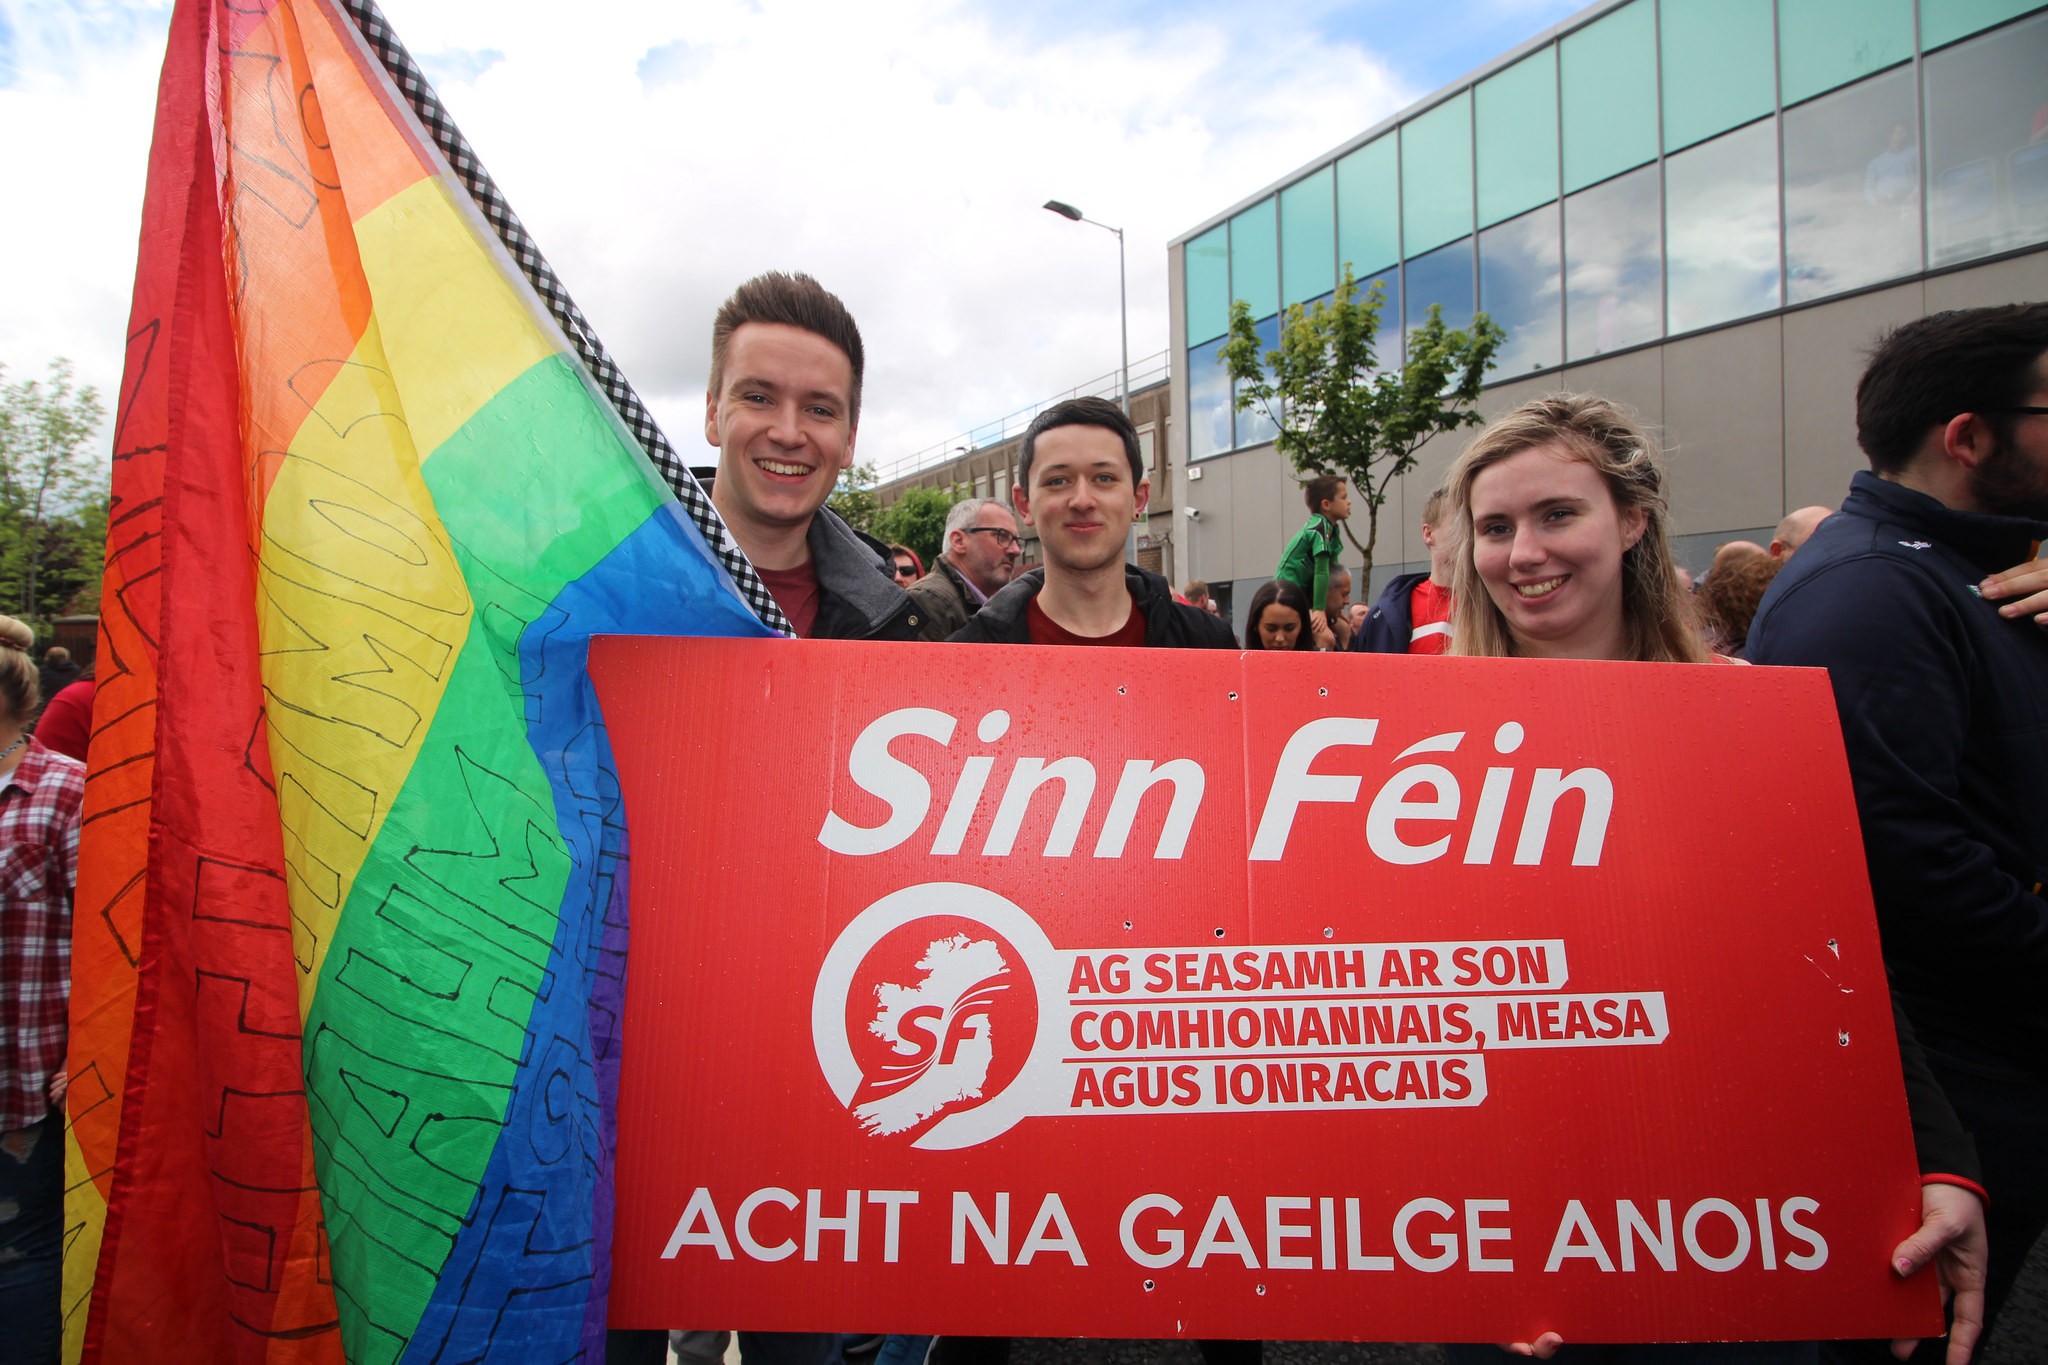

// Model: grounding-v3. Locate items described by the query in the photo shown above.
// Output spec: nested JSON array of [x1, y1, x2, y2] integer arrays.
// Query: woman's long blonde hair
[[1445, 394, 1708, 663]]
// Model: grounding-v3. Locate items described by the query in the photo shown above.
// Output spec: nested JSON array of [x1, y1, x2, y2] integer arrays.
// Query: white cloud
[[0, 0, 1449, 474]]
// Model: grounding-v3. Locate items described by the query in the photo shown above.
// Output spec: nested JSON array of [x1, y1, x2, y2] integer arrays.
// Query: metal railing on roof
[[880, 348, 1172, 483]]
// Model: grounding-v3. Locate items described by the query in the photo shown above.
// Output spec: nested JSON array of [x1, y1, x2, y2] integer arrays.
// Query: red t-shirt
[[34, 678, 95, 762], [756, 561, 821, 638], [1026, 596, 1147, 647], [1407, 580, 1453, 655]]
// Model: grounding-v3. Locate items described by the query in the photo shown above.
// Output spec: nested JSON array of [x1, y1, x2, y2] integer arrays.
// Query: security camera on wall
[[1183, 507, 1201, 521]]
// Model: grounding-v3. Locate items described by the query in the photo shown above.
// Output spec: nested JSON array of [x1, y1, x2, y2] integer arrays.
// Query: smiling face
[[705, 322, 857, 562], [1013, 423, 1148, 577], [1469, 442, 1647, 661]]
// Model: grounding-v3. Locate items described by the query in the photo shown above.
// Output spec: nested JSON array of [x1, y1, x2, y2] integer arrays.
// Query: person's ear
[[1621, 504, 1649, 551]]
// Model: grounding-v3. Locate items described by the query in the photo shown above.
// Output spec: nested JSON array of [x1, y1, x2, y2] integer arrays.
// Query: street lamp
[[1042, 200, 1130, 420], [1044, 199, 1134, 563]]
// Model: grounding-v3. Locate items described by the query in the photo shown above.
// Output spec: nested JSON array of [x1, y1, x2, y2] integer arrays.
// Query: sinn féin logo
[[813, 884, 1065, 1150]]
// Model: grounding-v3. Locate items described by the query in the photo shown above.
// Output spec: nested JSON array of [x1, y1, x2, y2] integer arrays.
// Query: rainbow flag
[[64, 2, 776, 1360]]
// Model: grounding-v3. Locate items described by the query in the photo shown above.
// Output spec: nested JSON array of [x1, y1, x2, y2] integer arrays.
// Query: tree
[[0, 359, 108, 629], [872, 485, 957, 571], [828, 462, 880, 534], [1219, 266, 1503, 591]]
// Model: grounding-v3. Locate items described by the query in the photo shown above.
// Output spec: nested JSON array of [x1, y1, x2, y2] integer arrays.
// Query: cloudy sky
[[0, 0, 1581, 479]]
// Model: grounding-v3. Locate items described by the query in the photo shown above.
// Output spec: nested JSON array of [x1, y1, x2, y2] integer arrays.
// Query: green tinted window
[[1778, 0, 1913, 105], [1183, 224, 1230, 346], [1560, 0, 1657, 192], [1336, 135, 1400, 275], [1661, 0, 1775, 151], [1281, 167, 1337, 308], [1230, 199, 1280, 321], [1923, 0, 2046, 49], [1476, 48, 1558, 228], [1402, 92, 1474, 257]]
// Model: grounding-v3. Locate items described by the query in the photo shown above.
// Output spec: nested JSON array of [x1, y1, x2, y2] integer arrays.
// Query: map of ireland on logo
[[854, 933, 1013, 1135], [815, 884, 1066, 1150]]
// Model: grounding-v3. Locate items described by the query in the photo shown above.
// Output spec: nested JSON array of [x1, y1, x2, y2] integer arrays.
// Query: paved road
[[998, 1228, 2048, 1364], [683, 1229, 2044, 1364]]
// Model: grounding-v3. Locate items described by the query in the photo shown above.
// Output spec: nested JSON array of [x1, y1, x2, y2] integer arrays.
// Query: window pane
[[1230, 200, 1279, 321], [1784, 68, 1921, 303], [1358, 267, 1404, 369], [1661, 0, 1775, 152], [1234, 313, 1283, 449], [1926, 11, 2048, 267], [1666, 120, 1782, 334], [1560, 0, 1657, 193], [1281, 167, 1337, 308], [1778, 0, 1913, 106], [1476, 49, 1558, 228], [1186, 337, 1233, 460], [1564, 163, 1662, 361], [1405, 238, 1475, 342], [1479, 204, 1562, 378], [1922, 0, 2046, 50], [1184, 224, 1230, 346], [1337, 135, 1401, 279], [1402, 93, 1474, 257]]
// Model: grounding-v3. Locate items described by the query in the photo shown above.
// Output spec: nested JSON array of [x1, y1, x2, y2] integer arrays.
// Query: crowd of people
[[660, 275, 2047, 1365], [2, 270, 2043, 1365]]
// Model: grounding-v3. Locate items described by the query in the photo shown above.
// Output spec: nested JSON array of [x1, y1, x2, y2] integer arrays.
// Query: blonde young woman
[[1446, 394, 1711, 666], [1438, 397, 1985, 1365]]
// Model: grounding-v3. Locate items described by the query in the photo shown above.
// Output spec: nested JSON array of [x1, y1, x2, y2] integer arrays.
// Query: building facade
[[1168, 0, 2048, 631]]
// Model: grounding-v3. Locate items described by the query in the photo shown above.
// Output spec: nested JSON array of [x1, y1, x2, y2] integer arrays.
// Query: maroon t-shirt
[[1026, 596, 1146, 647], [756, 561, 821, 638]]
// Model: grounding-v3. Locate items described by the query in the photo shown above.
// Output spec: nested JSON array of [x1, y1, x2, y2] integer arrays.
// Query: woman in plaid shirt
[[0, 614, 84, 1365]]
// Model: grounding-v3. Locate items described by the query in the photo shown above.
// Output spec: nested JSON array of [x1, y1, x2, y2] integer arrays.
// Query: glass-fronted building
[[1169, 0, 2048, 615]]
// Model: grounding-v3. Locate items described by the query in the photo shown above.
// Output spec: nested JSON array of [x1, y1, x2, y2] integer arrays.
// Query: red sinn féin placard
[[592, 637, 1934, 1344]]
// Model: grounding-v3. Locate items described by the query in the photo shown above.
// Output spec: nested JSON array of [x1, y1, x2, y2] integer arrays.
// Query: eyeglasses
[[1988, 406, 2048, 416], [963, 527, 1022, 548]]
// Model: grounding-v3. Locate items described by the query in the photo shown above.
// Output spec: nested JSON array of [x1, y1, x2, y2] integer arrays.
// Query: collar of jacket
[[974, 562, 1178, 629], [1845, 469, 2048, 575], [805, 506, 908, 630]]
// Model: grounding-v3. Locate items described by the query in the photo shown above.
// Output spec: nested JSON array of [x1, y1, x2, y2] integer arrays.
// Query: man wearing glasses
[[907, 497, 1025, 641], [1750, 304, 2048, 1361]]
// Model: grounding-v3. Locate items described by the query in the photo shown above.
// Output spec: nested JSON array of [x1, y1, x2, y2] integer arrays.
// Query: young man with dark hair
[[1355, 487, 1456, 654], [1749, 303, 2048, 1359], [1275, 473, 1349, 636], [622, 274, 916, 1365], [937, 393, 1247, 1365], [703, 271, 916, 641], [949, 397, 1232, 649]]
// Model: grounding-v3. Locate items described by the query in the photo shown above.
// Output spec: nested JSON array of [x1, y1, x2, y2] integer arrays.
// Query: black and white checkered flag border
[[339, 0, 793, 637]]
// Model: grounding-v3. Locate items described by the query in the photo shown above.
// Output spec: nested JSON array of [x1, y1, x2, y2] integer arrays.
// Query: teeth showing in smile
[[758, 459, 811, 477], [1515, 577, 1566, 599]]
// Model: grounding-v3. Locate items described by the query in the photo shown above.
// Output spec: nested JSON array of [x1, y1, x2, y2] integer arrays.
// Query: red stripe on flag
[[76, 2, 342, 1360]]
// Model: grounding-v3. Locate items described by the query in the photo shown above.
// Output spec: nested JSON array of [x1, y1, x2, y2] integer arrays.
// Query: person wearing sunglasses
[[906, 497, 1025, 641], [885, 544, 925, 587]]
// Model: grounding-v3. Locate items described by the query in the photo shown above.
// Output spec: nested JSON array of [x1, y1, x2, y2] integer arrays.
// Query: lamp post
[[1042, 201, 1129, 419], [1044, 198, 1134, 561]]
